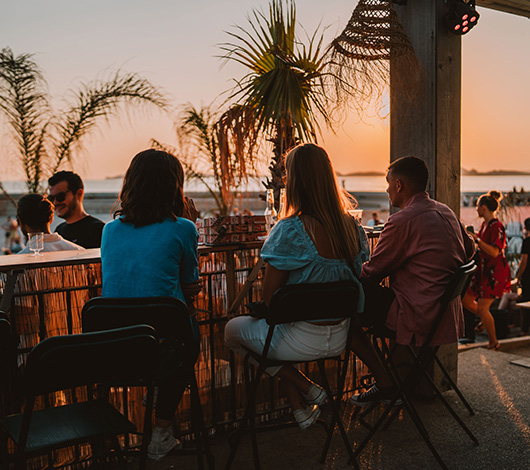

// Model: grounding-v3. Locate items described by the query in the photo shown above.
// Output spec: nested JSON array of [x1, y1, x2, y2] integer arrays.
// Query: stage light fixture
[[446, 0, 480, 35]]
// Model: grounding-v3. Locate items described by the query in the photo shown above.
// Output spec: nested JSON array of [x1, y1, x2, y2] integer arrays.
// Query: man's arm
[[361, 218, 408, 282]]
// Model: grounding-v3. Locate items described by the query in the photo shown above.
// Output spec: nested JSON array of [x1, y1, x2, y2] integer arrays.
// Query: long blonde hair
[[282, 143, 360, 266]]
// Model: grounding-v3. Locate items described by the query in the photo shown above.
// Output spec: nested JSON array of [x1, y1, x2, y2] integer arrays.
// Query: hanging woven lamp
[[326, 0, 422, 115]]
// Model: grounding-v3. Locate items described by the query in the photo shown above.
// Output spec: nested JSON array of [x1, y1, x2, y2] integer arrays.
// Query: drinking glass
[[28, 232, 44, 256]]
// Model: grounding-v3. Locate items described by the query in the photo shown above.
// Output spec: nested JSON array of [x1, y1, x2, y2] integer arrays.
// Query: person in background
[[463, 190, 511, 350], [47, 171, 105, 248], [225, 143, 369, 430], [101, 149, 201, 460], [514, 217, 530, 336], [2, 216, 23, 254], [3, 216, 17, 249], [16, 194, 84, 254], [366, 211, 383, 227], [350, 156, 475, 406], [505, 219, 523, 258]]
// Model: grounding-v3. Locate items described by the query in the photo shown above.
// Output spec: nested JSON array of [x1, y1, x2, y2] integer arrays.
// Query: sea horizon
[[3, 174, 530, 195]]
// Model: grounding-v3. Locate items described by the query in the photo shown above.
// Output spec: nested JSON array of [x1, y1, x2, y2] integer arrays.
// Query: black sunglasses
[[48, 190, 71, 204]]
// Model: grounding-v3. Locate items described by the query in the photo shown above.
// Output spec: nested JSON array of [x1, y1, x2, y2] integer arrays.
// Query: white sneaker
[[293, 405, 321, 431], [302, 383, 327, 406], [147, 425, 182, 460]]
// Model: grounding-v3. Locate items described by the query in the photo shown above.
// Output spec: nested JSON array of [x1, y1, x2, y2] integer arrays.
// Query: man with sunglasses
[[48, 171, 105, 249]]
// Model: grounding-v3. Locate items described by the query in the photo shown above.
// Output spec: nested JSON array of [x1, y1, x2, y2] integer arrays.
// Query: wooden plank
[[391, 0, 462, 214], [516, 301, 530, 309], [0, 249, 101, 273], [390, 0, 436, 190], [390, 0, 461, 389], [477, 0, 530, 18], [435, 0, 462, 214]]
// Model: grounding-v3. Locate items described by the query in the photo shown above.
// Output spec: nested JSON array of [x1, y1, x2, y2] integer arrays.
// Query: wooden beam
[[477, 0, 530, 18], [391, 0, 462, 214]]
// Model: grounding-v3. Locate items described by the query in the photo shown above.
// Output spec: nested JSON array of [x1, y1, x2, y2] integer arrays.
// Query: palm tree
[[0, 47, 168, 193], [220, 0, 334, 201], [153, 103, 260, 216]]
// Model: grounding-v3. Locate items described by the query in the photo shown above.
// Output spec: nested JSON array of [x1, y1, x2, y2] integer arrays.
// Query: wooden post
[[391, 0, 462, 216], [391, 0, 462, 391]]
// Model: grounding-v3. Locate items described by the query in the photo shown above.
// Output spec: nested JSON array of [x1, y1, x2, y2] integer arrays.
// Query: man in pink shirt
[[350, 156, 476, 406]]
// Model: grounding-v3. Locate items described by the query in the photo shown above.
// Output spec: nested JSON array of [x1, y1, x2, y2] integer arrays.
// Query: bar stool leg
[[317, 361, 359, 469], [189, 380, 205, 470], [224, 356, 265, 470], [189, 374, 215, 469], [432, 353, 475, 416]]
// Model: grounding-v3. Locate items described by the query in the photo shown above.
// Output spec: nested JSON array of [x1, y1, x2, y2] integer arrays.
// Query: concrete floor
[[139, 337, 530, 470]]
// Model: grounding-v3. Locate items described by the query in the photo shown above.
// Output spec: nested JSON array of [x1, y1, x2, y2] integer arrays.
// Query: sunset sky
[[1, 0, 529, 181]]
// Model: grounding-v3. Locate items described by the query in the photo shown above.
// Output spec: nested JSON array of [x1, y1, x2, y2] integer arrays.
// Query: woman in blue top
[[101, 149, 201, 460], [225, 143, 369, 430]]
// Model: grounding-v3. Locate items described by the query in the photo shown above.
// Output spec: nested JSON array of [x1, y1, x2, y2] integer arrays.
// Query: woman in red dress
[[463, 190, 511, 350]]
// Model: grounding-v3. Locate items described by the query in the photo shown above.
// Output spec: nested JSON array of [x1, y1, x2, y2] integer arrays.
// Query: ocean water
[[4, 174, 530, 194]]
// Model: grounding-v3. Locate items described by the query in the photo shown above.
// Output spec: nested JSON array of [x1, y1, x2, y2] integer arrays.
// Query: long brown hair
[[115, 149, 185, 227], [282, 143, 360, 266]]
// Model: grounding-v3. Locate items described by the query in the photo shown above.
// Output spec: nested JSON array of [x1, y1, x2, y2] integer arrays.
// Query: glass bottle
[[278, 188, 286, 218], [264, 189, 277, 230]]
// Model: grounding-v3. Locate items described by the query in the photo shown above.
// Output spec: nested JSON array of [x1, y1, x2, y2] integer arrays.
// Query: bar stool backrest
[[82, 296, 191, 341], [267, 280, 360, 325], [24, 325, 158, 396], [423, 260, 477, 348], [0, 313, 10, 348], [82, 296, 194, 380]]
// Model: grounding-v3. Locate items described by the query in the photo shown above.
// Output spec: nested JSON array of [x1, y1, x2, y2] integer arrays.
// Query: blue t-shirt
[[261, 216, 369, 312], [101, 217, 199, 302]]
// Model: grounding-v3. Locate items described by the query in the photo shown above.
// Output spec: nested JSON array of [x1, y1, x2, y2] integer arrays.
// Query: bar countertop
[[0, 249, 102, 272], [0, 241, 266, 273]]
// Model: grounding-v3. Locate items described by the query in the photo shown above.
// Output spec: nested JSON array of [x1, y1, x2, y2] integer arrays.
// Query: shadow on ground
[[140, 344, 530, 470]]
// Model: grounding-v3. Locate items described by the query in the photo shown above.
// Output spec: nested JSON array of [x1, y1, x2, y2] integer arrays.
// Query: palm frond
[[1, 48, 171, 191], [151, 137, 227, 215], [0, 47, 51, 191], [0, 181, 17, 209], [220, 0, 333, 148], [214, 104, 260, 200], [52, 71, 168, 173]]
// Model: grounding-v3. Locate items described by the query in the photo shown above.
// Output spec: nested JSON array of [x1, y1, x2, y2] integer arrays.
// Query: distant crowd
[[462, 187, 530, 208]]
